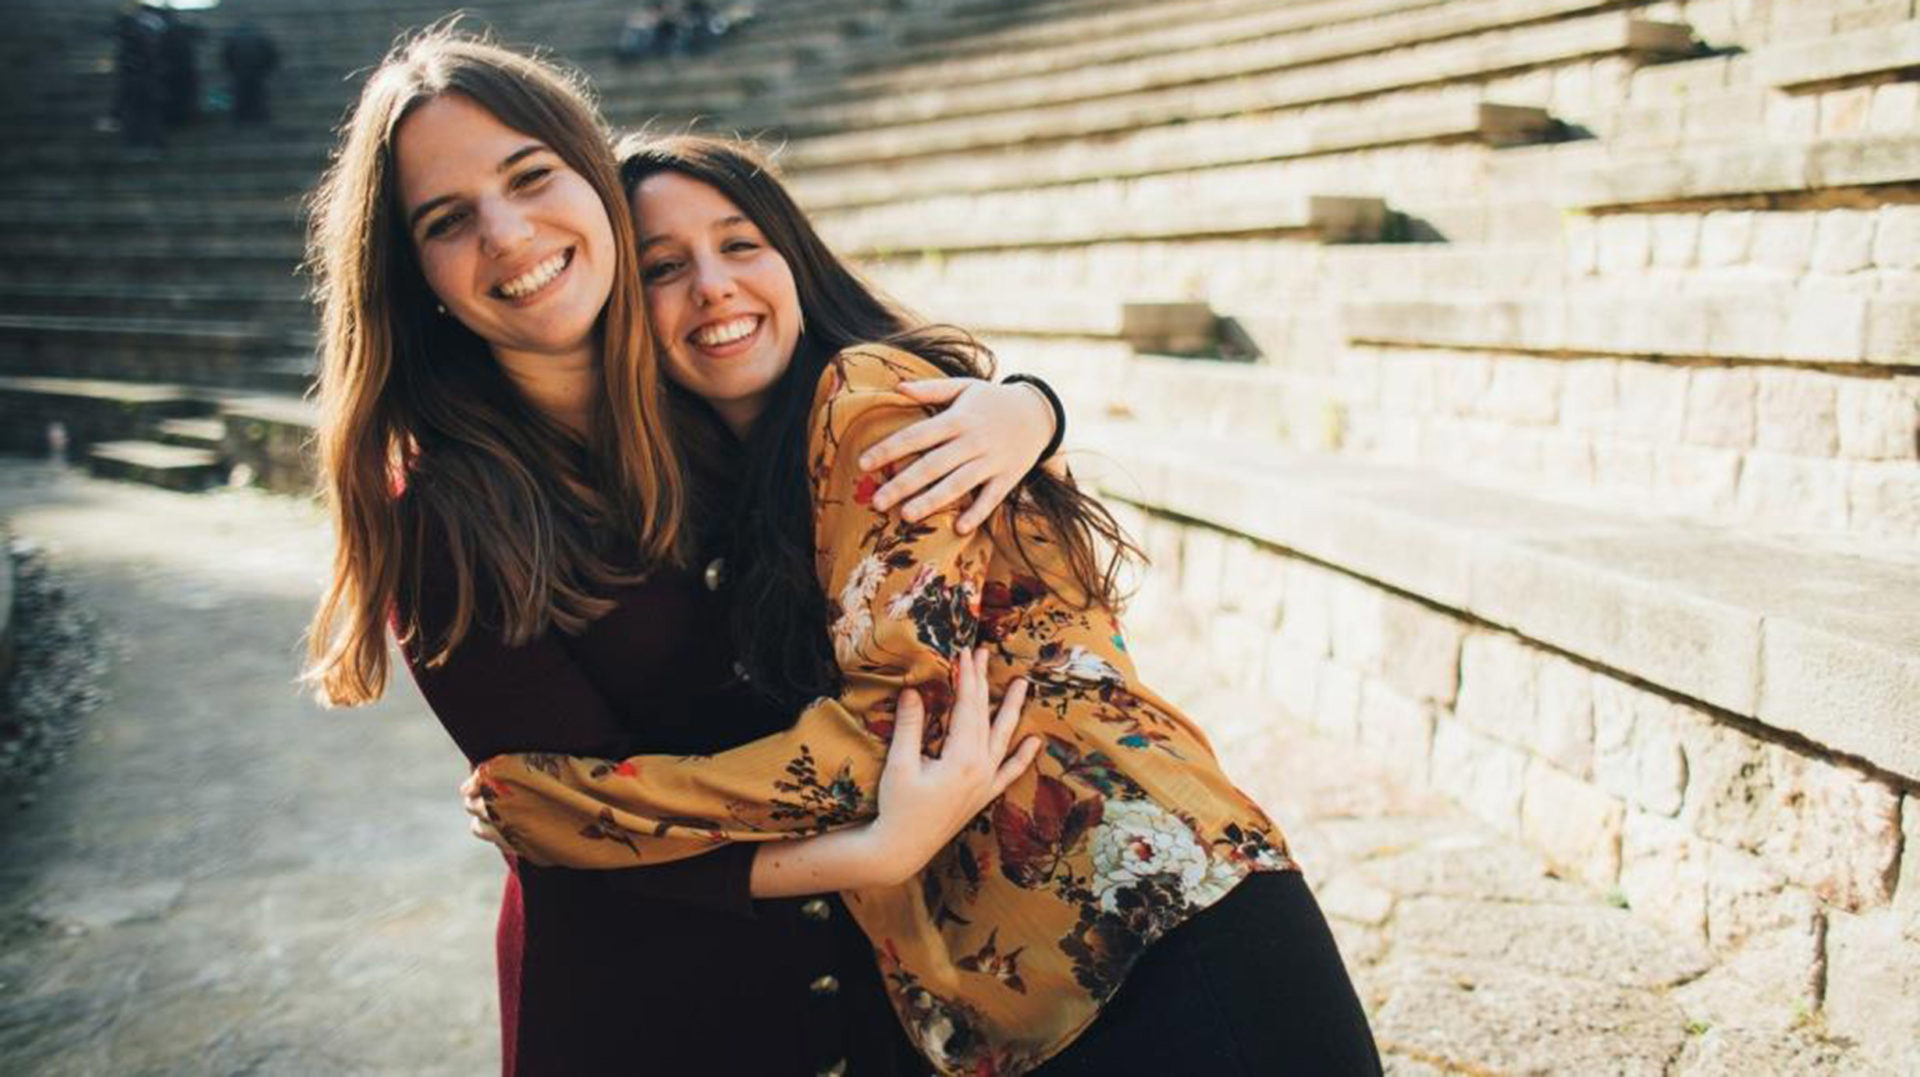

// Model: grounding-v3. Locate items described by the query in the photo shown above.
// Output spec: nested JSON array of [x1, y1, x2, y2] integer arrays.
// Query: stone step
[[1340, 288, 1916, 367], [0, 283, 311, 324], [789, 99, 1556, 212], [0, 375, 213, 456], [795, 0, 1621, 135], [779, 12, 1693, 168], [220, 394, 320, 493], [153, 417, 227, 451], [1549, 134, 1920, 210], [0, 315, 301, 387], [823, 190, 1389, 254], [837, 0, 1438, 98], [86, 440, 224, 492], [1078, 418, 1920, 783]]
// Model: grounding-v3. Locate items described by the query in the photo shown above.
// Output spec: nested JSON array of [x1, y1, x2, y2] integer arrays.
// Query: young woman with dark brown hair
[[303, 32, 1065, 1074], [467, 136, 1384, 1076]]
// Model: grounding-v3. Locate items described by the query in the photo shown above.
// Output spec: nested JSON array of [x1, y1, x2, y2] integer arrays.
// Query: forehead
[[632, 172, 751, 237], [394, 93, 541, 208]]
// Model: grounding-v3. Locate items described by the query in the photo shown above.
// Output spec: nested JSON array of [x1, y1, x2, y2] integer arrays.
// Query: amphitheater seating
[[3, 1, 1916, 1062]]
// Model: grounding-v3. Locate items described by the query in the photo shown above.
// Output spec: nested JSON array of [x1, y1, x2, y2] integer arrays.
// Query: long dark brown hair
[[303, 30, 689, 706], [619, 134, 1140, 706]]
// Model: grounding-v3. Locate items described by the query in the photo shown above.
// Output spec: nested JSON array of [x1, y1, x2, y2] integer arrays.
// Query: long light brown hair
[[303, 29, 687, 706]]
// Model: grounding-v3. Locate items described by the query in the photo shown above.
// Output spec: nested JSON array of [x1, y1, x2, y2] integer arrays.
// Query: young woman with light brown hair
[[302, 31, 1064, 1074]]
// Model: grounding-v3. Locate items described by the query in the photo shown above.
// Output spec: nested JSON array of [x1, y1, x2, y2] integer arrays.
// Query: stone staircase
[[2, 0, 1917, 1072]]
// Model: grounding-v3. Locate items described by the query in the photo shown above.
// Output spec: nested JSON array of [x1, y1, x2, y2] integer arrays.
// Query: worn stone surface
[[1393, 896, 1707, 988], [1620, 809, 1709, 945], [0, 464, 497, 1074], [1822, 906, 1920, 1069], [1592, 677, 1688, 817], [1377, 596, 1462, 706], [1680, 716, 1902, 911], [1520, 758, 1623, 888], [1429, 717, 1527, 836], [1453, 632, 1536, 748]]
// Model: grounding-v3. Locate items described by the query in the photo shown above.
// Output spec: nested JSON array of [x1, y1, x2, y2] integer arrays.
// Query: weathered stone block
[[1597, 214, 1652, 274], [1822, 906, 1920, 1070], [1559, 358, 1619, 432], [1873, 205, 1920, 268], [1615, 362, 1689, 442], [1864, 298, 1920, 365], [1653, 444, 1743, 515], [1454, 632, 1537, 747], [1378, 595, 1464, 705], [1750, 212, 1817, 275], [1619, 809, 1708, 945], [1279, 560, 1333, 657], [1812, 209, 1876, 275], [1357, 683, 1433, 786], [1429, 717, 1527, 837], [1818, 85, 1875, 137], [1178, 524, 1226, 612], [1681, 715, 1902, 910], [1764, 92, 1820, 141], [1899, 796, 1920, 944], [1753, 367, 1839, 456], [1698, 210, 1754, 266], [1591, 436, 1655, 490], [1260, 637, 1320, 724], [1682, 367, 1757, 449], [1315, 661, 1362, 742], [1532, 655, 1595, 778], [1868, 79, 1920, 132], [1328, 574, 1385, 676], [1735, 452, 1848, 532], [1480, 357, 1561, 425], [1836, 377, 1919, 460], [1218, 537, 1285, 626], [1649, 213, 1701, 268], [1849, 462, 1920, 541], [1520, 759, 1624, 888], [1592, 678, 1688, 817]]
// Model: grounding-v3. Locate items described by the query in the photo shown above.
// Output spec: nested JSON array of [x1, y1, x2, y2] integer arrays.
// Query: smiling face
[[395, 93, 616, 375], [632, 171, 802, 436]]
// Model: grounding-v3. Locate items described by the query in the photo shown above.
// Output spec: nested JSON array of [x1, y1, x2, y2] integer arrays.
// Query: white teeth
[[692, 316, 759, 347], [497, 251, 569, 299]]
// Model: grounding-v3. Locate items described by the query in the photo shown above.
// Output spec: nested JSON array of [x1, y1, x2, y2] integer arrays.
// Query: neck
[[493, 342, 599, 439]]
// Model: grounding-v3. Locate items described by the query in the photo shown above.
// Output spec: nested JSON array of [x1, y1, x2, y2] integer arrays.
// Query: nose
[[689, 251, 737, 307], [477, 196, 535, 258]]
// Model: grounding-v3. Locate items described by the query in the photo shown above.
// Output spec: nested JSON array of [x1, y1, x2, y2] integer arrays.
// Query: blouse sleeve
[[400, 502, 762, 915], [473, 346, 1001, 870]]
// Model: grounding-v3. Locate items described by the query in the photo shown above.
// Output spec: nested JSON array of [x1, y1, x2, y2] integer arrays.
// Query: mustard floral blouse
[[472, 345, 1297, 1076]]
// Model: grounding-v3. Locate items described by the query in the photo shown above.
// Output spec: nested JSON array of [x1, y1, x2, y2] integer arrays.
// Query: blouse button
[[703, 557, 727, 591], [816, 1061, 847, 1077], [808, 974, 840, 997], [800, 898, 831, 922], [731, 660, 751, 683]]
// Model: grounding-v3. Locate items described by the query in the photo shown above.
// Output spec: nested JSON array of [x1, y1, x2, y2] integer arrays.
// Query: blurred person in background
[[156, 3, 201, 127], [112, 2, 168, 156], [222, 22, 280, 124]]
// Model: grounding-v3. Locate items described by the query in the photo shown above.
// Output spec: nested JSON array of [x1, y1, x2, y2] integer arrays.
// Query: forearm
[[747, 823, 904, 898]]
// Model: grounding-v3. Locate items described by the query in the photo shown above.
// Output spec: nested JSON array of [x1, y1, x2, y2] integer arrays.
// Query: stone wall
[[1107, 501, 1918, 1063]]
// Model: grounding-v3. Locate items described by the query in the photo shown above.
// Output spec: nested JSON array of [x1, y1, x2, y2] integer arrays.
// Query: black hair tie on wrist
[[1000, 373, 1066, 468]]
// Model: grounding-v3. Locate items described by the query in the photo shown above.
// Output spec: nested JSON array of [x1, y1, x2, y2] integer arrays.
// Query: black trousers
[[1032, 871, 1383, 1076]]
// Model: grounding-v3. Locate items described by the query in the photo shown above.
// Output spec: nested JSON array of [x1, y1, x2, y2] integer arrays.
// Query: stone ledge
[[1750, 21, 1920, 91], [1341, 292, 1918, 366], [1560, 136, 1920, 209], [822, 193, 1387, 253], [785, 12, 1689, 168], [1077, 421, 1920, 781], [791, 100, 1553, 212], [801, 0, 1614, 132]]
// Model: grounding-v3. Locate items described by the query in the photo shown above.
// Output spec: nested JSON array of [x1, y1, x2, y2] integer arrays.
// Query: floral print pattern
[[473, 346, 1296, 1075]]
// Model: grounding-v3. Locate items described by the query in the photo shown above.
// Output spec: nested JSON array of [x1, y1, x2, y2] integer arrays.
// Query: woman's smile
[[492, 246, 575, 303], [687, 313, 764, 354]]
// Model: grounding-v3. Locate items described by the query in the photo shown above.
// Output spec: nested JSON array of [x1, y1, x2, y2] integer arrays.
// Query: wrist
[[857, 820, 916, 888], [1000, 373, 1066, 465]]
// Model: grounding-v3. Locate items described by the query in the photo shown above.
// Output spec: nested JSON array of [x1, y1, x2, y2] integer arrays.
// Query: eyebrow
[[637, 214, 751, 253], [407, 144, 550, 231]]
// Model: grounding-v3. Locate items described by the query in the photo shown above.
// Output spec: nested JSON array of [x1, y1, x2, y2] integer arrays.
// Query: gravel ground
[[0, 535, 110, 796]]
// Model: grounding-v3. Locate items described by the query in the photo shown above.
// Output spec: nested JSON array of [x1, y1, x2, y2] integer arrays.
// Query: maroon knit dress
[[398, 498, 927, 1076]]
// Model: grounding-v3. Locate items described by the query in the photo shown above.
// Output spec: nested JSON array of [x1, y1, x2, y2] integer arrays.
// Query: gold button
[[800, 898, 831, 922], [809, 974, 840, 997], [816, 1061, 847, 1077]]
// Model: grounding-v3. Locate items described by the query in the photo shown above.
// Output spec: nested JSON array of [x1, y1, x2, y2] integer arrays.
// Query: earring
[[436, 302, 447, 314]]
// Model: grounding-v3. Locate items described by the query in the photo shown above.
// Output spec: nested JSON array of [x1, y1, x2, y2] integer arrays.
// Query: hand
[[871, 646, 1040, 880], [460, 772, 516, 857], [858, 378, 1057, 534]]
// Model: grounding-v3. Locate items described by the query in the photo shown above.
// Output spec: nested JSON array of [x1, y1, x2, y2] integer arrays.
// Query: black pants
[[1032, 872, 1382, 1076]]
